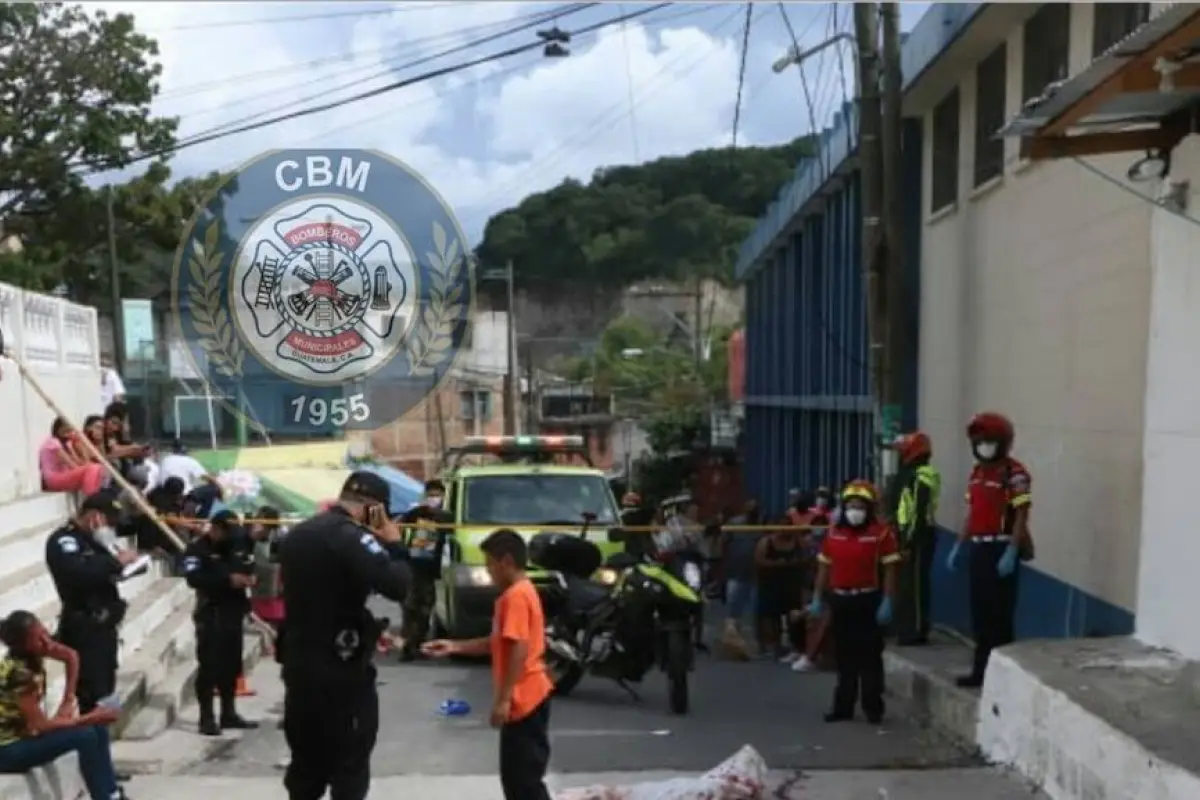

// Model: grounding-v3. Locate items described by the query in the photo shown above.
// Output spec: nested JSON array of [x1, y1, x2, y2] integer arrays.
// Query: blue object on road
[[946, 541, 961, 572], [438, 699, 471, 717], [997, 544, 1018, 577]]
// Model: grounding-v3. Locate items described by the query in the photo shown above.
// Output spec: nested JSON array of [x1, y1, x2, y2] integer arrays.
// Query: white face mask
[[426, 496, 443, 509], [844, 508, 867, 527], [974, 441, 999, 460]]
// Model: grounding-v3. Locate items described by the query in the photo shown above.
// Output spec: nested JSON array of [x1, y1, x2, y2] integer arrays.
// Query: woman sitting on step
[[40, 417, 108, 496], [0, 611, 127, 800]]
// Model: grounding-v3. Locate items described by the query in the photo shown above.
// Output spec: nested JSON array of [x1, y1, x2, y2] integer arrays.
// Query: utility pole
[[693, 279, 704, 369], [106, 186, 125, 376], [880, 2, 906, 480], [853, 3, 886, 479], [524, 340, 537, 433], [503, 260, 519, 435]]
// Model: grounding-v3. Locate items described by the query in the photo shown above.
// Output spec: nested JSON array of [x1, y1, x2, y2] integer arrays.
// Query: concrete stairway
[[0, 492, 265, 800]]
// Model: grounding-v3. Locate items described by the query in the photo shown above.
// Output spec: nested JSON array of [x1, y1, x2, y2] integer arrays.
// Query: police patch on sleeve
[[57, 537, 79, 554], [171, 149, 474, 437], [359, 532, 385, 556], [182, 556, 201, 573]]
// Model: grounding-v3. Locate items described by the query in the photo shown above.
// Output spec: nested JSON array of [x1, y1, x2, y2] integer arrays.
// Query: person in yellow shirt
[[423, 529, 553, 800]]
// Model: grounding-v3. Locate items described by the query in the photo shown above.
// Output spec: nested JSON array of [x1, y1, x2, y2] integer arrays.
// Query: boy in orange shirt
[[423, 529, 553, 799]]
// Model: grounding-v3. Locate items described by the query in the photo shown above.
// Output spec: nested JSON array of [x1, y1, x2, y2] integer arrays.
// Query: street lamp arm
[[772, 32, 854, 74]]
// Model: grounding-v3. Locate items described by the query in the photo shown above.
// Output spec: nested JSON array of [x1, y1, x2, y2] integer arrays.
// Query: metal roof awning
[[997, 4, 1200, 161]]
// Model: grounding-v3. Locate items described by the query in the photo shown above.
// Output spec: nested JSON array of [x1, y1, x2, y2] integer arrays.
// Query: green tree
[[0, 4, 176, 218], [0, 2, 181, 302], [0, 168, 233, 306], [475, 138, 814, 291]]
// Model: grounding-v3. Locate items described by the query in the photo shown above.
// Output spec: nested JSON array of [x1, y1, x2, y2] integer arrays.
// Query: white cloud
[[92, 2, 894, 241]]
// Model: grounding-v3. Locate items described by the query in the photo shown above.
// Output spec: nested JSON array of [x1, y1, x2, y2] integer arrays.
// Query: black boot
[[823, 710, 853, 723], [219, 691, 259, 730], [955, 674, 983, 689], [198, 715, 221, 736], [197, 692, 220, 736]]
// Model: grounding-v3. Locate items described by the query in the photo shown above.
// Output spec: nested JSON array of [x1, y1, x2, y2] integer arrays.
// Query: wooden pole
[[12, 354, 278, 642], [12, 354, 185, 552], [880, 1, 907, 480], [853, 3, 887, 480]]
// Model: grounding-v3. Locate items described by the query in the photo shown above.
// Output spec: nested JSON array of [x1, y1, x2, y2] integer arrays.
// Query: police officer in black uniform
[[45, 492, 142, 713], [278, 471, 411, 800], [182, 509, 259, 736]]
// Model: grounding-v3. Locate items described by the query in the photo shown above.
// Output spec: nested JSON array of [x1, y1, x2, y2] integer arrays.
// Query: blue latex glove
[[806, 597, 824, 617], [945, 541, 961, 572], [875, 596, 893, 626], [997, 544, 1018, 577]]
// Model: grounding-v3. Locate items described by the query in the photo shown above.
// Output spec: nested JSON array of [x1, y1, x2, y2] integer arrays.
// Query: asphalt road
[[184, 644, 972, 779]]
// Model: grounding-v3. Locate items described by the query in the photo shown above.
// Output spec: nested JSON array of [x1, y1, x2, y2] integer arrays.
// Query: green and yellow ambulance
[[432, 435, 623, 638]]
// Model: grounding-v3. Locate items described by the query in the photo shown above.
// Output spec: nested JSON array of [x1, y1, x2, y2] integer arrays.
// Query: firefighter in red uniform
[[946, 411, 1033, 688], [807, 480, 900, 724]]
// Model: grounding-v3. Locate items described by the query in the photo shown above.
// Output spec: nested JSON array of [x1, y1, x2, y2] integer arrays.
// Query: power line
[[618, 4, 642, 162], [75, 3, 671, 175], [730, 2, 754, 150], [471, 4, 744, 212], [156, 5, 588, 102], [147, 2, 486, 33], [778, 1, 868, 373], [176, 4, 597, 140]]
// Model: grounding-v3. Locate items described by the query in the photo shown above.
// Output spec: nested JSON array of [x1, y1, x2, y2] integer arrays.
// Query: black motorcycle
[[528, 525, 703, 714]]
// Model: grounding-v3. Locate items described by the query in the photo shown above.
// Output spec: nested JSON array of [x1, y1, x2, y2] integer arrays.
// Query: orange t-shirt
[[490, 577, 552, 722]]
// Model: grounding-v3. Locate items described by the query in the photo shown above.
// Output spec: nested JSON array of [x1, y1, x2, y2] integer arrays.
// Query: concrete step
[[115, 633, 270, 765]]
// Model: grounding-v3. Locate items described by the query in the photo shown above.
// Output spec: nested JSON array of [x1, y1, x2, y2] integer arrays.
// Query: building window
[[1022, 3, 1070, 103], [1093, 3, 1150, 57], [974, 42, 1006, 187], [459, 391, 491, 421], [931, 88, 960, 213]]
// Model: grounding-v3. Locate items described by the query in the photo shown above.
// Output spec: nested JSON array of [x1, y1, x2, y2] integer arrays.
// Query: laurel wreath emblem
[[407, 221, 467, 377], [186, 220, 244, 378]]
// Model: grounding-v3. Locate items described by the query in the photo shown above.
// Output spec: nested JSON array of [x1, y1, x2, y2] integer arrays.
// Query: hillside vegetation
[[475, 138, 815, 291]]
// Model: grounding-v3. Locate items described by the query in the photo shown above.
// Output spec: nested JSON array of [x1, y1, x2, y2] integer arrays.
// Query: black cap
[[210, 510, 239, 529], [79, 492, 122, 524], [341, 471, 391, 507]]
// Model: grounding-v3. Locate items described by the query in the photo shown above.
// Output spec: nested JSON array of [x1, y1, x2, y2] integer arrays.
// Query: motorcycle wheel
[[546, 645, 585, 697], [665, 629, 690, 714]]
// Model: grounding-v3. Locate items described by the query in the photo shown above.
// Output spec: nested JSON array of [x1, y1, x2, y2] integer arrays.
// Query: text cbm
[[275, 156, 371, 193]]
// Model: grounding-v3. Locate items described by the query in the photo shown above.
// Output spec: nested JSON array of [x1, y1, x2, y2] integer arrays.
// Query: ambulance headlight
[[456, 566, 493, 587], [593, 568, 619, 586]]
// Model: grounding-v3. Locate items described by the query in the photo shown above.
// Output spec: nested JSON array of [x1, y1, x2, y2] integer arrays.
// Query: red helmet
[[967, 412, 1014, 443], [840, 479, 879, 506], [894, 431, 932, 464]]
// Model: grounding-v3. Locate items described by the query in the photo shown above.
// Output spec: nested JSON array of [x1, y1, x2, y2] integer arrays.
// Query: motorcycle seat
[[565, 575, 610, 612]]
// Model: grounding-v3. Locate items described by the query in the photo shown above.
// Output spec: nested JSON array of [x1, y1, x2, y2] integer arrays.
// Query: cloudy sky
[[96, 1, 929, 243]]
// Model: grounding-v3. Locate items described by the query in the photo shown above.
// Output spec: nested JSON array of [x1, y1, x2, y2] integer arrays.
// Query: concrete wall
[[1136, 135, 1200, 660], [917, 4, 1148, 637], [0, 282, 102, 504]]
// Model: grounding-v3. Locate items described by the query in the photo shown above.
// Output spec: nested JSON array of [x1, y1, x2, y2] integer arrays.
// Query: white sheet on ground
[[555, 745, 768, 800]]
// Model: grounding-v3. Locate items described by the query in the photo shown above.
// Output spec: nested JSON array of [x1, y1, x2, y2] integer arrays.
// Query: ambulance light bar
[[462, 435, 585, 453]]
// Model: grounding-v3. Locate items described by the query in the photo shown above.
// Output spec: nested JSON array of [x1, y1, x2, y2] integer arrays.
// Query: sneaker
[[791, 655, 814, 672], [779, 652, 799, 664]]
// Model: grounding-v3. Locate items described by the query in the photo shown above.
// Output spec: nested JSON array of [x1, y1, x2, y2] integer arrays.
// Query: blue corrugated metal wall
[[744, 121, 923, 515], [745, 174, 873, 514]]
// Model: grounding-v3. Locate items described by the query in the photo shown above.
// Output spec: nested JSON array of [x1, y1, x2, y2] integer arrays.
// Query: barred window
[[1022, 3, 1070, 103], [1093, 3, 1150, 57], [974, 43, 1007, 187], [931, 88, 960, 213]]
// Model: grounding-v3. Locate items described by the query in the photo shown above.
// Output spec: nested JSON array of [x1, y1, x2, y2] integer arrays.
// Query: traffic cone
[[213, 673, 257, 698]]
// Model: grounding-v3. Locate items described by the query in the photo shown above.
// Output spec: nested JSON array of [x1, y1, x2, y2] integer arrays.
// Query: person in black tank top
[[754, 518, 807, 659]]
